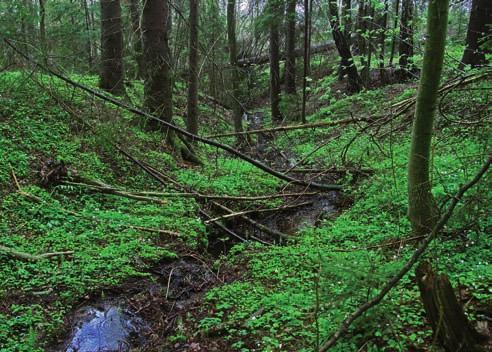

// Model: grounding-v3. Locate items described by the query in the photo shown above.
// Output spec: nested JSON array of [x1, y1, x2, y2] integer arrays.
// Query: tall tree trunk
[[407, 0, 449, 236], [82, 0, 93, 69], [227, 0, 244, 137], [329, 0, 363, 93], [398, 0, 414, 78], [284, 0, 297, 95], [361, 3, 375, 83], [100, 0, 125, 95], [269, 0, 283, 123], [186, 0, 199, 135], [460, 0, 492, 69], [342, 0, 352, 40], [127, 0, 144, 78], [39, 0, 47, 60], [379, 0, 389, 84], [142, 0, 173, 133], [301, 0, 310, 123], [388, 0, 399, 67]]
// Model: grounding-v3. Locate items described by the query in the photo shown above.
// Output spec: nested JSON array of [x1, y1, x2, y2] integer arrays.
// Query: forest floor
[[0, 58, 491, 352]]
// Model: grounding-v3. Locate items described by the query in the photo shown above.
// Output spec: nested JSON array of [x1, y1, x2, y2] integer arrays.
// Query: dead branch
[[319, 155, 491, 351], [205, 201, 312, 224], [0, 245, 74, 261], [206, 117, 374, 139], [4, 38, 340, 192]]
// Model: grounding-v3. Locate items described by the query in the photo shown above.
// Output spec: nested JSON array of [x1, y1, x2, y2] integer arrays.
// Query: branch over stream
[[3, 38, 341, 192]]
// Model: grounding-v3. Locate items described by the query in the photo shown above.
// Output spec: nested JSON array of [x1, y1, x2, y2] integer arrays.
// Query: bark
[[301, 0, 310, 123], [379, 0, 389, 84], [398, 0, 414, 78], [82, 0, 93, 68], [100, 0, 125, 95], [227, 0, 244, 136], [186, 0, 199, 135], [328, 0, 363, 93], [416, 262, 484, 352], [284, 0, 297, 94], [39, 0, 47, 58], [127, 0, 144, 78], [361, 4, 375, 83], [269, 0, 283, 123], [460, 0, 492, 68], [142, 0, 173, 133], [388, 0, 400, 66], [408, 0, 448, 236], [342, 0, 352, 40]]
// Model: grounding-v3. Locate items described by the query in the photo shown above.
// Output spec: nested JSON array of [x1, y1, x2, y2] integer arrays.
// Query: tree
[[407, 0, 449, 236], [460, 0, 492, 68], [301, 0, 310, 123], [284, 0, 297, 95], [100, 0, 125, 95], [127, 0, 144, 78], [227, 0, 244, 137], [142, 0, 173, 133], [398, 0, 414, 78], [39, 0, 47, 59], [328, 0, 363, 92], [186, 0, 199, 135], [269, 0, 283, 123]]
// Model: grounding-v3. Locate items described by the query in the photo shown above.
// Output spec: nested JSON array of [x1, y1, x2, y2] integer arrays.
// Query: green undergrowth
[[0, 71, 283, 351], [197, 68, 491, 351]]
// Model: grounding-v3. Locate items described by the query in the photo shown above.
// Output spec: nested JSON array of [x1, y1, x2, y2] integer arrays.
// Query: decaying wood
[[319, 155, 491, 351], [416, 261, 484, 352], [0, 245, 74, 261]]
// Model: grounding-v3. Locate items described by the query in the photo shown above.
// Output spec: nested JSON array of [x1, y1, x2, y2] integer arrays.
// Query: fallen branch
[[0, 245, 74, 261], [319, 155, 491, 351], [64, 180, 319, 201], [205, 201, 312, 224], [205, 117, 374, 139], [4, 38, 340, 192]]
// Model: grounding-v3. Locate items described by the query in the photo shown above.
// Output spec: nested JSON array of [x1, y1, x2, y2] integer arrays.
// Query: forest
[[0, 0, 490, 351]]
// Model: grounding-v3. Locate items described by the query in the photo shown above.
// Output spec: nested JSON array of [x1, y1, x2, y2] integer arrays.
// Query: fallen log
[[237, 41, 336, 67]]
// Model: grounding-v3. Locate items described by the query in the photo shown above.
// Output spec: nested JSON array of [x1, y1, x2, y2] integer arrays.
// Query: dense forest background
[[0, 0, 490, 351]]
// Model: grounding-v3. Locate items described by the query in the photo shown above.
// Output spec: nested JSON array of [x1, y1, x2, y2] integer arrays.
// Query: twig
[[319, 155, 491, 351], [0, 245, 74, 261]]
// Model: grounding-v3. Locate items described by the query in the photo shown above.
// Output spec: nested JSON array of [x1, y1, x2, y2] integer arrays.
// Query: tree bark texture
[[460, 0, 492, 68], [284, 0, 297, 94], [100, 0, 125, 95]]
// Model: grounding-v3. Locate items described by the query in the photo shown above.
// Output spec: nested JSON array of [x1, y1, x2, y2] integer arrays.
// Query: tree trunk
[[100, 0, 125, 95], [460, 0, 492, 69], [407, 0, 448, 236], [328, 0, 363, 93], [301, 0, 310, 124], [186, 0, 199, 135], [82, 0, 93, 69], [342, 0, 352, 40], [398, 0, 414, 79], [39, 0, 47, 59], [227, 0, 244, 137], [127, 0, 144, 78], [388, 0, 400, 67], [269, 0, 283, 123], [416, 262, 484, 352], [379, 0, 389, 84], [284, 0, 297, 95], [142, 0, 173, 134], [361, 4, 375, 84]]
